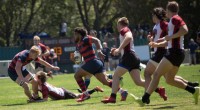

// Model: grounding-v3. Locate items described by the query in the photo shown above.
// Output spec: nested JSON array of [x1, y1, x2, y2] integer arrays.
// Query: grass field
[[0, 65, 200, 110]]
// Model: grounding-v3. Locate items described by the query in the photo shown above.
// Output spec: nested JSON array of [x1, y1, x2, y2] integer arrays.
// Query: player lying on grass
[[31, 71, 104, 102], [8, 46, 60, 102]]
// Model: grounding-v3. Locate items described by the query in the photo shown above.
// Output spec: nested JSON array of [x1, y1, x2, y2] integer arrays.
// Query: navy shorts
[[151, 49, 167, 63], [118, 51, 140, 72], [164, 48, 185, 67], [8, 68, 30, 81], [35, 62, 45, 69], [81, 59, 105, 75]]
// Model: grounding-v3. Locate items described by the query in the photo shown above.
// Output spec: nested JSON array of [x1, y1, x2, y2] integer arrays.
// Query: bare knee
[[144, 70, 152, 79]]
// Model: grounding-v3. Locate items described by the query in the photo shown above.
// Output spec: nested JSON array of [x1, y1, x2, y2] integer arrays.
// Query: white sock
[[118, 88, 124, 94]]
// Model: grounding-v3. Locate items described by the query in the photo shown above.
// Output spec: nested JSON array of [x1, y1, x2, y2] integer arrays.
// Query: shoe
[[101, 97, 116, 104], [119, 77, 124, 87], [94, 86, 104, 92], [157, 87, 167, 101], [193, 82, 199, 87], [77, 89, 82, 93], [120, 90, 128, 101], [193, 87, 200, 105], [76, 93, 90, 102], [130, 93, 145, 107], [27, 97, 42, 103]]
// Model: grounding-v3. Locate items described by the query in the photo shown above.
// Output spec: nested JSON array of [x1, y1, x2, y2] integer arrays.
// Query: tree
[[75, 0, 121, 35]]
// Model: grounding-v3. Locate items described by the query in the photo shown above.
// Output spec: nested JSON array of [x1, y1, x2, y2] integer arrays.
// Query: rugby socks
[[85, 78, 90, 89], [185, 85, 195, 94], [76, 79, 86, 92], [88, 89, 95, 95], [142, 92, 150, 104], [187, 82, 199, 87]]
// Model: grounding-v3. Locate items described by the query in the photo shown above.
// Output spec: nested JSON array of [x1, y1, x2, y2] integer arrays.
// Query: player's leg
[[84, 74, 92, 89], [175, 75, 199, 87], [141, 57, 173, 104], [144, 60, 156, 90], [101, 66, 127, 103], [144, 60, 167, 101], [74, 68, 91, 92], [130, 69, 145, 87], [164, 66, 199, 104], [22, 69, 40, 99]]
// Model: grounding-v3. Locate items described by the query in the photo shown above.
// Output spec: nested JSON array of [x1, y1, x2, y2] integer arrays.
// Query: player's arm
[[91, 37, 102, 51], [15, 61, 24, 81], [39, 46, 50, 57], [42, 49, 50, 57], [149, 40, 168, 48], [170, 25, 188, 40], [118, 32, 132, 52], [36, 58, 60, 70], [40, 87, 49, 102], [91, 37, 105, 60]]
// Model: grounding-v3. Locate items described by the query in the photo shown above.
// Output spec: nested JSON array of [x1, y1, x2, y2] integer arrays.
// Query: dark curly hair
[[152, 7, 166, 21], [74, 27, 87, 37]]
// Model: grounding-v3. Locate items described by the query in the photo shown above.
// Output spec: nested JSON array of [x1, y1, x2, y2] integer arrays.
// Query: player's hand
[[52, 66, 60, 71], [98, 51, 105, 61], [147, 32, 153, 42], [113, 48, 120, 56], [164, 35, 171, 41], [156, 37, 165, 43], [149, 42, 158, 48]]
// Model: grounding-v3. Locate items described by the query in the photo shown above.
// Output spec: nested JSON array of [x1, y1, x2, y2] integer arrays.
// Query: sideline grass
[[0, 65, 200, 110]]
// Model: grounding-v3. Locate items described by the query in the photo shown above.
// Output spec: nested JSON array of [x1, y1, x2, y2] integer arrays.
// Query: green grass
[[0, 65, 200, 110]]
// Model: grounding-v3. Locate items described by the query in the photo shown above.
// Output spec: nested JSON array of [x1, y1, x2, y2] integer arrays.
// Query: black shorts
[[151, 49, 167, 63], [35, 62, 45, 69], [164, 48, 185, 67], [62, 88, 77, 99], [118, 51, 140, 72]]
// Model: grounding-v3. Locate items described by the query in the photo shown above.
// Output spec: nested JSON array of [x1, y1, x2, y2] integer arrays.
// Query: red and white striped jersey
[[119, 27, 134, 55], [153, 21, 168, 52], [168, 15, 186, 49], [39, 82, 65, 100]]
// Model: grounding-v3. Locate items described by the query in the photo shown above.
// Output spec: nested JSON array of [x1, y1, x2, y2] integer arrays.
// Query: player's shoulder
[[171, 15, 183, 22], [39, 43, 46, 47], [160, 20, 168, 29], [120, 27, 130, 36]]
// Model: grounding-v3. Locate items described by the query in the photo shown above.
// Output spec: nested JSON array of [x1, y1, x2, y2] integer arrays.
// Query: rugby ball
[[74, 51, 82, 64]]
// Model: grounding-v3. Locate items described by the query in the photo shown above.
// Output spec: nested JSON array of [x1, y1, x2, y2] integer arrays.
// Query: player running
[[73, 27, 128, 102], [133, 1, 200, 106]]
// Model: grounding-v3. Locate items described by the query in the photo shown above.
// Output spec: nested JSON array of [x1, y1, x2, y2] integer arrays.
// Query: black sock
[[88, 89, 95, 95], [188, 82, 199, 87], [155, 88, 159, 93], [185, 85, 195, 94], [111, 93, 116, 99], [142, 92, 150, 104]]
